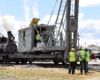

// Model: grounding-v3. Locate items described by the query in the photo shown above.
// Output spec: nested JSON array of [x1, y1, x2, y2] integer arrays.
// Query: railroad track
[[0, 62, 100, 72], [88, 64, 100, 71]]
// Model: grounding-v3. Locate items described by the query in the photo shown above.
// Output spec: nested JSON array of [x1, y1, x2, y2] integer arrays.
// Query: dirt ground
[[0, 66, 100, 80]]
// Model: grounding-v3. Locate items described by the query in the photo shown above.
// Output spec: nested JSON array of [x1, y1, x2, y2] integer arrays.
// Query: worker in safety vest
[[36, 31, 40, 43], [52, 36, 54, 46], [78, 46, 86, 74], [84, 48, 90, 73], [68, 48, 78, 74]]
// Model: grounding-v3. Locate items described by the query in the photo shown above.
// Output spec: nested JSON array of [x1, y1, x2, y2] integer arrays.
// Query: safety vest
[[79, 50, 85, 61], [69, 52, 76, 62], [36, 34, 40, 40], [86, 52, 90, 62], [52, 36, 54, 40]]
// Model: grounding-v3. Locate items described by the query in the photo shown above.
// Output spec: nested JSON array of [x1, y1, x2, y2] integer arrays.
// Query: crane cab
[[18, 21, 54, 52]]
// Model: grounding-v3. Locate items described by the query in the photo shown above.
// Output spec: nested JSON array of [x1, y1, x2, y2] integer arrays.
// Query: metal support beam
[[60, 32, 63, 46], [31, 24, 35, 48], [69, 32, 72, 52], [73, 0, 79, 52], [64, 0, 71, 63], [50, 34, 52, 47]]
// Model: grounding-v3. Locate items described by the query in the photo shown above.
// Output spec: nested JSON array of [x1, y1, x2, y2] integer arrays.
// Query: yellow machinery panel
[[30, 18, 40, 26]]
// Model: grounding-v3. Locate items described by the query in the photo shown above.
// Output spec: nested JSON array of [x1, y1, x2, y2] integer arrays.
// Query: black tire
[[21, 60, 27, 64], [29, 58, 33, 64], [24, 61, 27, 64], [29, 61, 32, 64], [53, 60, 58, 64], [0, 61, 3, 64], [5, 61, 7, 64], [62, 61, 66, 65], [16, 61, 19, 64], [7, 61, 10, 64]]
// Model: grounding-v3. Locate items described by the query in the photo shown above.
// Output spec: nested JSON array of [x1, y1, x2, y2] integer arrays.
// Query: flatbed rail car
[[18, 23, 66, 64], [0, 51, 63, 64]]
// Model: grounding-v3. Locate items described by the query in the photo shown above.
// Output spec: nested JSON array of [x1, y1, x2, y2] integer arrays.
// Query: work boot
[[68, 69, 71, 74], [68, 71, 71, 74]]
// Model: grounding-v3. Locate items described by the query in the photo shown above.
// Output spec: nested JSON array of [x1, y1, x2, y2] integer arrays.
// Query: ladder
[[54, 0, 67, 39]]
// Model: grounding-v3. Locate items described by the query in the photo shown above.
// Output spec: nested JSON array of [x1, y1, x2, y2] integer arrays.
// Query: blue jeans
[[36, 40, 40, 43], [86, 62, 88, 72]]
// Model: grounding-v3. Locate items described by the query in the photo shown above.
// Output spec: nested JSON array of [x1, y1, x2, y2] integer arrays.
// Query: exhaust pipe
[[7, 31, 15, 43], [7, 31, 11, 43]]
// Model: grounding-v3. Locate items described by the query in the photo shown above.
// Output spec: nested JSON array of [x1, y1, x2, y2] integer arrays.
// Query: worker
[[36, 31, 40, 43], [84, 48, 90, 73], [68, 48, 78, 74], [78, 46, 86, 74], [52, 35, 54, 46]]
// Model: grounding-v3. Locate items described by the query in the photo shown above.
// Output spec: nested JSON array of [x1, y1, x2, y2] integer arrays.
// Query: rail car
[[0, 23, 65, 64]]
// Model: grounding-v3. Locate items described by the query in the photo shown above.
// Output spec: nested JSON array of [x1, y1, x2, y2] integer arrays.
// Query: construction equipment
[[53, 0, 79, 63], [0, 0, 79, 64], [18, 0, 79, 64]]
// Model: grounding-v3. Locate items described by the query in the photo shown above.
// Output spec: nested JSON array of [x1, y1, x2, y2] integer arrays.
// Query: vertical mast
[[64, 0, 79, 63]]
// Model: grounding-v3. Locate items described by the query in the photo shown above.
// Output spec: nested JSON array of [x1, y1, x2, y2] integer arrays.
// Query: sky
[[0, 0, 100, 47]]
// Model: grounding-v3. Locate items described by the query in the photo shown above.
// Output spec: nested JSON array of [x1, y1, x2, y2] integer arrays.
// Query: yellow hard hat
[[71, 48, 75, 51]]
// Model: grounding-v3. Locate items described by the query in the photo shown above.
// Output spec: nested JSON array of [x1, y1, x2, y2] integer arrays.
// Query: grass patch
[[0, 66, 99, 80]]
